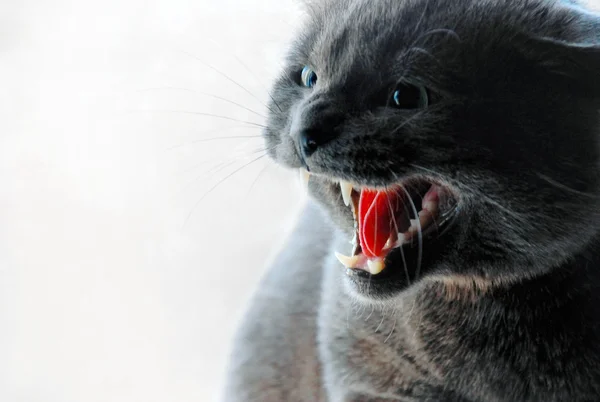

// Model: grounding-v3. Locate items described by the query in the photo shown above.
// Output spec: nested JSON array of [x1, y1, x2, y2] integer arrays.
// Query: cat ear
[[521, 4, 600, 92], [528, 36, 600, 82]]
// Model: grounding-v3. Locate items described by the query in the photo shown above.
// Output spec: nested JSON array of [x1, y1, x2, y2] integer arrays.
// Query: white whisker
[[399, 185, 423, 280], [168, 134, 262, 152], [176, 48, 277, 114], [182, 153, 269, 229], [131, 109, 267, 128], [384, 311, 398, 344], [537, 172, 600, 199], [136, 87, 267, 119], [374, 306, 387, 333], [384, 188, 411, 286]]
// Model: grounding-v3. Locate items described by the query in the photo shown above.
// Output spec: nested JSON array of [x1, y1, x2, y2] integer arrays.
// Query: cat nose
[[293, 102, 343, 158], [299, 127, 337, 157]]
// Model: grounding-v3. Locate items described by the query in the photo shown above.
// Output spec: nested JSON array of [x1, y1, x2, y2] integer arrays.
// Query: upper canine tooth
[[298, 168, 311, 192], [335, 252, 360, 268], [340, 180, 353, 206]]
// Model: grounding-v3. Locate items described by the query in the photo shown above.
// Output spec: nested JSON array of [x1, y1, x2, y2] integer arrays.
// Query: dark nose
[[296, 104, 343, 158], [299, 128, 336, 157]]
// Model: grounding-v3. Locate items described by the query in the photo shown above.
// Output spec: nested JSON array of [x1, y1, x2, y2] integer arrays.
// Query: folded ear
[[528, 36, 600, 81], [519, 3, 600, 94]]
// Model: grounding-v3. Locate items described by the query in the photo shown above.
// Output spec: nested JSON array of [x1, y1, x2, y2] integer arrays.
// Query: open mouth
[[300, 170, 459, 277]]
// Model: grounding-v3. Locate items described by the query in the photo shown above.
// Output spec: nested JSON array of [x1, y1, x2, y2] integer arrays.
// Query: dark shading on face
[[263, 0, 600, 299]]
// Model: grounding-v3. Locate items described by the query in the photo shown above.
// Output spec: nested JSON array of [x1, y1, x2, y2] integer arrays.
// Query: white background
[[1, 0, 306, 401], [2, 0, 599, 401]]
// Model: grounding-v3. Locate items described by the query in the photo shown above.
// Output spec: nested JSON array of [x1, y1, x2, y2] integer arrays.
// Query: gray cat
[[222, 0, 600, 400]]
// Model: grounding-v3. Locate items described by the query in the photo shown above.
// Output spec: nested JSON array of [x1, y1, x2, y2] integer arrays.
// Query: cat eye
[[391, 83, 429, 109], [300, 66, 318, 88]]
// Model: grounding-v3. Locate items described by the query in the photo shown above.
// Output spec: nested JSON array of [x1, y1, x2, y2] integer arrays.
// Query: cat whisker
[[161, 124, 241, 152], [385, 188, 411, 286], [177, 146, 271, 191], [175, 147, 258, 175], [408, 163, 443, 178], [405, 297, 418, 326], [346, 302, 351, 331], [410, 163, 527, 223], [133, 109, 267, 128], [176, 48, 277, 114], [177, 159, 240, 195], [245, 163, 271, 199], [406, 46, 442, 65], [388, 111, 425, 137], [233, 55, 283, 113], [399, 185, 424, 280], [365, 304, 375, 321], [137, 87, 267, 119], [536, 172, 600, 199], [398, 240, 411, 285], [182, 153, 269, 228], [412, 0, 432, 39], [418, 28, 461, 43], [374, 305, 387, 334], [411, 308, 424, 341], [384, 310, 398, 344], [356, 299, 368, 320], [167, 134, 263, 152]]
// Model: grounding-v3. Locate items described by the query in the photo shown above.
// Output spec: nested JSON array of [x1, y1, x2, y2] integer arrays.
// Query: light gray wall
[[1, 0, 599, 401]]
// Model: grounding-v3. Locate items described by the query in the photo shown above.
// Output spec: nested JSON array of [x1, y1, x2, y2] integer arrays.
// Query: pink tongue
[[358, 189, 403, 259]]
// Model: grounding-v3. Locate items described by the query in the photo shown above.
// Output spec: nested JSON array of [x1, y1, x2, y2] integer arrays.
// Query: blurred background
[[3, 0, 600, 401], [1, 0, 307, 401]]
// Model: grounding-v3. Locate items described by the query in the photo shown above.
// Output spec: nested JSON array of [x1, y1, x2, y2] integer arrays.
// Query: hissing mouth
[[300, 169, 459, 277]]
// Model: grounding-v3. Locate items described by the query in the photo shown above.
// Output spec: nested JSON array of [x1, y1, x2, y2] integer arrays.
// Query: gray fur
[[223, 0, 600, 400]]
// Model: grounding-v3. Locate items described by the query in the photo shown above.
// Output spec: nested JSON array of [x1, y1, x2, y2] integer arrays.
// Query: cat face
[[263, 0, 600, 299]]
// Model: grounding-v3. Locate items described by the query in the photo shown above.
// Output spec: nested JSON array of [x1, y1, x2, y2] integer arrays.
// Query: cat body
[[223, 0, 600, 400]]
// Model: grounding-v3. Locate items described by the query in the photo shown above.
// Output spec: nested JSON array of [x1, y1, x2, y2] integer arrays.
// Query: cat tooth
[[298, 168, 311, 192], [340, 180, 353, 206], [395, 232, 408, 246], [335, 252, 361, 268], [422, 186, 440, 214], [407, 218, 421, 237], [366, 258, 385, 275], [422, 200, 439, 214], [418, 209, 433, 228], [350, 232, 358, 246], [384, 232, 398, 250]]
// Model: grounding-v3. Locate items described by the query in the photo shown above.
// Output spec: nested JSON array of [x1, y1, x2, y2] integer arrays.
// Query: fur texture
[[223, 0, 600, 400]]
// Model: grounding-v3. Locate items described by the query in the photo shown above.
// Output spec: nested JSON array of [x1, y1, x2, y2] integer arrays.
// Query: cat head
[[263, 0, 600, 300]]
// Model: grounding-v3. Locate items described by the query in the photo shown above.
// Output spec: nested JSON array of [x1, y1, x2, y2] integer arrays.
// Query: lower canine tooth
[[335, 252, 360, 268], [367, 258, 385, 275]]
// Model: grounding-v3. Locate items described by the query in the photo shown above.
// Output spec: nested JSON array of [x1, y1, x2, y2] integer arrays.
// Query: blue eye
[[392, 83, 429, 109], [301, 66, 318, 88]]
